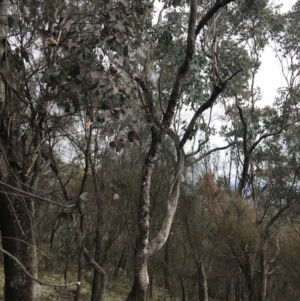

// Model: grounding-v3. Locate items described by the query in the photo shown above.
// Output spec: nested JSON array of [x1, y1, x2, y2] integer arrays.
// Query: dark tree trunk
[[164, 239, 171, 291], [226, 280, 231, 301], [84, 248, 107, 301], [0, 183, 41, 301], [126, 252, 148, 301], [90, 188, 108, 301], [235, 278, 239, 301], [114, 248, 126, 277], [49, 227, 56, 251], [91, 226, 103, 301], [259, 241, 269, 301], [149, 275, 154, 299], [241, 279, 244, 301], [180, 276, 186, 301], [0, 1, 40, 299], [64, 240, 69, 284]]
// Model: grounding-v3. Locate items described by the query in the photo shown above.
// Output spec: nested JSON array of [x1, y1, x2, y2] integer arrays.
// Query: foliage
[[1, 1, 300, 301]]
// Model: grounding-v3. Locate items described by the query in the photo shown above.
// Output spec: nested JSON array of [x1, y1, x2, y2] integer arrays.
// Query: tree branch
[[162, 0, 197, 129], [83, 247, 107, 300], [179, 69, 241, 149], [0, 246, 80, 287], [195, 0, 236, 37], [146, 148, 185, 257], [185, 137, 210, 158], [0, 180, 71, 208], [186, 142, 236, 167]]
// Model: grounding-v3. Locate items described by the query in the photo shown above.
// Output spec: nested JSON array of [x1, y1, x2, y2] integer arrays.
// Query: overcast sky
[[152, 1, 297, 157], [256, 0, 295, 104]]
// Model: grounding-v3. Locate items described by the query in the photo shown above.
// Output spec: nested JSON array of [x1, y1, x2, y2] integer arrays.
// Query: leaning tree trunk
[[126, 148, 185, 301], [125, 0, 235, 299]]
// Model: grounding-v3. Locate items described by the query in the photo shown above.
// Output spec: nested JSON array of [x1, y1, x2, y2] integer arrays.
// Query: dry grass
[[0, 267, 177, 301], [0, 263, 192, 301]]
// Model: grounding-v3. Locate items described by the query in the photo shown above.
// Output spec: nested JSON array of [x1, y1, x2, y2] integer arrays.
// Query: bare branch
[[195, 0, 236, 37], [186, 142, 236, 167], [83, 247, 107, 300], [186, 137, 210, 158], [179, 69, 241, 149], [0, 247, 80, 287], [0, 180, 71, 208]]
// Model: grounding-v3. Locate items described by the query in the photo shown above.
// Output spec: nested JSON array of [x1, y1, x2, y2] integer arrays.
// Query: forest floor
[[0, 259, 222, 301], [0, 264, 130, 301], [0, 262, 182, 301]]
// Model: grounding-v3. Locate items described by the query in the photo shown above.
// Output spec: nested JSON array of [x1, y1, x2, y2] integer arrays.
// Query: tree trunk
[[149, 275, 154, 299], [247, 279, 256, 301], [226, 280, 231, 301], [235, 278, 239, 301], [91, 226, 103, 301], [164, 239, 171, 292], [84, 248, 107, 301], [259, 242, 268, 301], [126, 250, 148, 301], [180, 276, 186, 301], [238, 254, 256, 301], [0, 1, 41, 299], [198, 262, 208, 301], [0, 182, 42, 301], [114, 248, 126, 278]]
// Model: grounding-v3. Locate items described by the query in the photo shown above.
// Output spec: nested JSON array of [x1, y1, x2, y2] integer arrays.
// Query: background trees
[[1, 0, 300, 301]]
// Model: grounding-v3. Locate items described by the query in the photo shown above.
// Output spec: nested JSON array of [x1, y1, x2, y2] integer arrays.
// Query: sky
[[256, 1, 296, 104], [193, 0, 297, 170], [151, 0, 297, 166], [154, 0, 296, 105]]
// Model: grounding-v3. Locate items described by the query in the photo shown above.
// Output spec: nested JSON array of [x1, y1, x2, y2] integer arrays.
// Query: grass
[[0, 260, 212, 301], [0, 262, 133, 300], [0, 262, 180, 301]]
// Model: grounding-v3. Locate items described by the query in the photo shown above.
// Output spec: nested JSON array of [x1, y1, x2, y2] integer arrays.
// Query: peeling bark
[[127, 1, 237, 300]]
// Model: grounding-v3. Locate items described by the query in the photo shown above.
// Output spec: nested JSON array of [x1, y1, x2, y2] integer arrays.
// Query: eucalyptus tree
[[218, 2, 300, 300], [0, 0, 142, 300], [123, 0, 248, 299], [1, 1, 298, 301]]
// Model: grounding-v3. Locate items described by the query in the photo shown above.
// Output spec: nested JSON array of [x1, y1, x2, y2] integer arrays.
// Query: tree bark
[[84, 248, 107, 301], [0, 179, 42, 301], [91, 222, 104, 301], [259, 248, 267, 301], [0, 1, 41, 299], [126, 250, 149, 301], [198, 262, 208, 301], [164, 239, 171, 292], [180, 276, 186, 301], [226, 280, 231, 301], [126, 0, 236, 299]]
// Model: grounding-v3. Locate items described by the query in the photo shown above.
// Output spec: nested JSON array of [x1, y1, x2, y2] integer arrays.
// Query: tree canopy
[[0, 1, 300, 301]]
